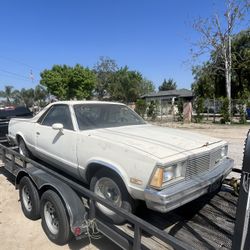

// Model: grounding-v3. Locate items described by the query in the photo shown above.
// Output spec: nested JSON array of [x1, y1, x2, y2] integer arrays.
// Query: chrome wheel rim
[[44, 201, 59, 235], [22, 185, 32, 211], [94, 177, 122, 215]]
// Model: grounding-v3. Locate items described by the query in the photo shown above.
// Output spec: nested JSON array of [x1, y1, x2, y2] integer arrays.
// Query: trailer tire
[[90, 169, 135, 225], [19, 176, 40, 220], [41, 190, 72, 245]]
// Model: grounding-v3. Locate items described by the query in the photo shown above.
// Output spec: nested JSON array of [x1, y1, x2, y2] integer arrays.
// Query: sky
[[0, 0, 249, 91]]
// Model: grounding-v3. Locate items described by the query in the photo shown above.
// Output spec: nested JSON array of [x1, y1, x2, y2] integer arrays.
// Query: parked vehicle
[[8, 101, 234, 224], [246, 107, 250, 119], [0, 106, 32, 140]]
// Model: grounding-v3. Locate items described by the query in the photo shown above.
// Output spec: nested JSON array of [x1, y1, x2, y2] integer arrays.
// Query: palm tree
[[0, 85, 14, 105], [34, 85, 48, 107]]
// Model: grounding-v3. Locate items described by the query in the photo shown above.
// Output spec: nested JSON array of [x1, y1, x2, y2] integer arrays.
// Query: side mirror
[[52, 123, 64, 131]]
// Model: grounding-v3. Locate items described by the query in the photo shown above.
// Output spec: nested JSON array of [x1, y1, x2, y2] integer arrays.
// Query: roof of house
[[142, 88, 194, 98]]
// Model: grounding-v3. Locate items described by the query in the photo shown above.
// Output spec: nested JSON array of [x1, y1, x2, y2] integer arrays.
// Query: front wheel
[[41, 190, 73, 245], [90, 169, 135, 225]]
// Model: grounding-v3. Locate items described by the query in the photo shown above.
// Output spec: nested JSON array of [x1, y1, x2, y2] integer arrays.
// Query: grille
[[185, 148, 222, 179], [210, 148, 222, 167]]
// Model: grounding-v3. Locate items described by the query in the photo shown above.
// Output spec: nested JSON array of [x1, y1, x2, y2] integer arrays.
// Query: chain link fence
[[142, 98, 250, 123]]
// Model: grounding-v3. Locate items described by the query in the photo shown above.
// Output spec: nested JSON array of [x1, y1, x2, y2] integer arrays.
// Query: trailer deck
[[129, 187, 236, 249]]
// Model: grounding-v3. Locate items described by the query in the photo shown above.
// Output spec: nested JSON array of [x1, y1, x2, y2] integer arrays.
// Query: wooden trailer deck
[[118, 186, 237, 250]]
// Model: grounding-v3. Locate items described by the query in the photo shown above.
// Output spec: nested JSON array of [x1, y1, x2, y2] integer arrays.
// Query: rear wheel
[[18, 138, 32, 158], [19, 176, 40, 220], [41, 190, 72, 245], [90, 169, 135, 225]]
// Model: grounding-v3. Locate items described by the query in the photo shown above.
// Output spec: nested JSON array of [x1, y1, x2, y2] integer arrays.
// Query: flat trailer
[[0, 135, 250, 250]]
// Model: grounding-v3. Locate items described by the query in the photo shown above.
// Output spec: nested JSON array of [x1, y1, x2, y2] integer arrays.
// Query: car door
[[35, 104, 78, 176]]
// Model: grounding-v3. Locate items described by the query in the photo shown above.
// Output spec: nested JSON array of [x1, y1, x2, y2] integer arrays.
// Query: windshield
[[74, 104, 146, 130]]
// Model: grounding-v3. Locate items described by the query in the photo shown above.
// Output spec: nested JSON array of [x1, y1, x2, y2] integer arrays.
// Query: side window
[[41, 105, 74, 130]]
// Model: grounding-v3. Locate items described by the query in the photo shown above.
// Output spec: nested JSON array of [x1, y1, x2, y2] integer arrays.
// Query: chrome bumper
[[144, 157, 234, 213]]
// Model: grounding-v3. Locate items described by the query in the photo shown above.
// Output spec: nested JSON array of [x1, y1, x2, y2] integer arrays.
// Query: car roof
[[53, 100, 125, 106]]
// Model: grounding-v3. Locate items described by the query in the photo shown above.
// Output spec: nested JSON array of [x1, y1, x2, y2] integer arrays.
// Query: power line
[[0, 69, 31, 80], [0, 55, 41, 71], [0, 73, 33, 83]]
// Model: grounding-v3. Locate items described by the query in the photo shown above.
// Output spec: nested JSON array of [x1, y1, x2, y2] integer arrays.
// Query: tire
[[41, 190, 72, 245], [19, 138, 32, 158], [90, 169, 135, 225], [19, 176, 41, 220]]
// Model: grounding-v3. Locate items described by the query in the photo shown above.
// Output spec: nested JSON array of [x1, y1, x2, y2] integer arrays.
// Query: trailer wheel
[[90, 169, 135, 225], [19, 176, 40, 220], [41, 190, 72, 245], [19, 138, 32, 158]]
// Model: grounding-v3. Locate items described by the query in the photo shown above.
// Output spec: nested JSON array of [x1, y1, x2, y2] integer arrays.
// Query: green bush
[[220, 97, 230, 124], [238, 99, 246, 124], [147, 101, 157, 120], [177, 99, 183, 121], [135, 99, 147, 117], [193, 97, 204, 123]]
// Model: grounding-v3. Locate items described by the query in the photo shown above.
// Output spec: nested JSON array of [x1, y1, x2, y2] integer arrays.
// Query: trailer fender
[[16, 166, 88, 234]]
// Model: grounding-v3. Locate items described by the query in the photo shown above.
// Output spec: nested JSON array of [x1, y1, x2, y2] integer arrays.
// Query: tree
[[139, 78, 155, 96], [109, 66, 155, 103], [191, 63, 221, 98], [231, 29, 250, 96], [0, 85, 14, 105], [19, 88, 35, 107], [94, 56, 118, 99], [192, 28, 250, 99], [192, 0, 250, 120], [34, 85, 48, 107], [158, 78, 177, 91], [40, 64, 96, 100]]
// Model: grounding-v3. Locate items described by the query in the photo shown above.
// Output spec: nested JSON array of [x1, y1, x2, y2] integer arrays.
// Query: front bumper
[[144, 157, 234, 213]]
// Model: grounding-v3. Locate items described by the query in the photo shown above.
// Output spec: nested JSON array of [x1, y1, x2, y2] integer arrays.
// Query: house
[[142, 89, 194, 118], [141, 89, 194, 103]]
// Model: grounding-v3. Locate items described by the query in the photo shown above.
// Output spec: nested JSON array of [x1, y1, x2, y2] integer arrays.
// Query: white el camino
[[8, 101, 234, 223]]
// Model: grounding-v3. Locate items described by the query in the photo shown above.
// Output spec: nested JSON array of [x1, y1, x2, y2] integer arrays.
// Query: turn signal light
[[150, 168, 163, 188]]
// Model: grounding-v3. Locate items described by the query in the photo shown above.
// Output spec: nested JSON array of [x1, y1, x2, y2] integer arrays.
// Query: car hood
[[93, 124, 223, 159]]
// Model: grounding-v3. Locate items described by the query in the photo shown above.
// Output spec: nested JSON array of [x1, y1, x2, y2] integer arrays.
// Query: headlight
[[150, 161, 186, 189], [221, 145, 228, 158]]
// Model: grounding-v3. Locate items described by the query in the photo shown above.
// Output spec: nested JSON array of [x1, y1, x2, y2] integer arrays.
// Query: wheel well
[[16, 174, 57, 199], [16, 134, 22, 144], [16, 173, 40, 196], [86, 163, 124, 186], [39, 185, 62, 199], [16, 172, 29, 186], [86, 163, 105, 184]]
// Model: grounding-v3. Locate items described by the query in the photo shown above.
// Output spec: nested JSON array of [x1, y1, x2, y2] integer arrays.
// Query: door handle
[[36, 132, 40, 135]]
